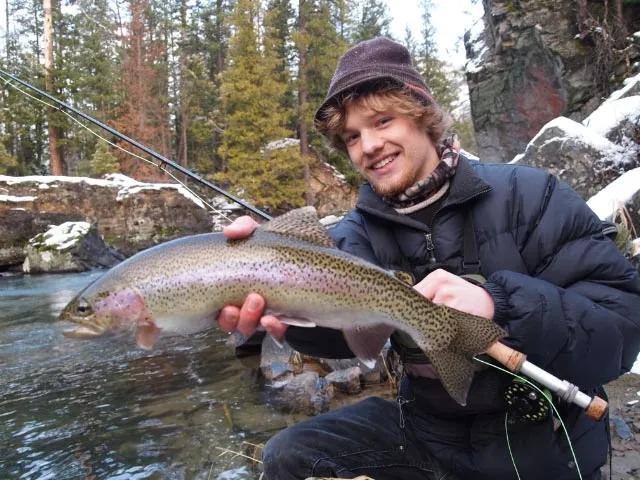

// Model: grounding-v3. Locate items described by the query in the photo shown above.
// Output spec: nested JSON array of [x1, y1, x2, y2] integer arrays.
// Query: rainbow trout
[[60, 207, 505, 405]]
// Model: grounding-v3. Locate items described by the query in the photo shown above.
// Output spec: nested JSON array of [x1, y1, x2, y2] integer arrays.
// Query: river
[[0, 272, 289, 479]]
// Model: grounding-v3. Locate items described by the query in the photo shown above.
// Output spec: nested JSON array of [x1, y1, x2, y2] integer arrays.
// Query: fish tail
[[410, 304, 505, 405], [427, 348, 476, 405]]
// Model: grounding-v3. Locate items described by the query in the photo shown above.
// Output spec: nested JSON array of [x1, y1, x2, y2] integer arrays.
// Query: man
[[218, 37, 640, 480]]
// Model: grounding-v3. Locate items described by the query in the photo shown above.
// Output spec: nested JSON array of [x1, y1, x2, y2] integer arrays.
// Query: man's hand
[[414, 268, 495, 320], [216, 216, 289, 340]]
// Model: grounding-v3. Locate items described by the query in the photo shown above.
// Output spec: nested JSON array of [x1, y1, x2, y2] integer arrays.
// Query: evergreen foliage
[[218, 0, 305, 212], [88, 141, 120, 178], [0, 0, 481, 195], [0, 141, 20, 175]]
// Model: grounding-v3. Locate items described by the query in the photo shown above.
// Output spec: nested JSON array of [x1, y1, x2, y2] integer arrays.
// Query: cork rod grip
[[485, 341, 526, 372]]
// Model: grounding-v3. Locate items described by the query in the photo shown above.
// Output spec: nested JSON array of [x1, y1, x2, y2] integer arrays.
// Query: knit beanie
[[314, 37, 434, 123]]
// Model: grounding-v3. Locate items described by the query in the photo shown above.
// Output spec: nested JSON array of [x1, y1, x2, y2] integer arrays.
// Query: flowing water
[[0, 272, 290, 479]]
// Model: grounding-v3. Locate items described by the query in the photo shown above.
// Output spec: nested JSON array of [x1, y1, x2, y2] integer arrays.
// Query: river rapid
[[0, 272, 287, 479]]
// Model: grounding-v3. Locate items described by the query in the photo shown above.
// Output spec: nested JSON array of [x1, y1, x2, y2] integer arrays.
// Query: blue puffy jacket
[[285, 156, 640, 479]]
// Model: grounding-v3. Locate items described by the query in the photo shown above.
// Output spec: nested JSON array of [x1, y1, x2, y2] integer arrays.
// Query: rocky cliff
[[466, 0, 640, 163]]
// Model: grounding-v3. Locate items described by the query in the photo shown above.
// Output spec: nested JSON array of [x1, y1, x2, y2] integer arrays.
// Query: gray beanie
[[314, 37, 433, 122]]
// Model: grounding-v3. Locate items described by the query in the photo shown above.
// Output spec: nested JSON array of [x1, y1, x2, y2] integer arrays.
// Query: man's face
[[341, 102, 440, 197]]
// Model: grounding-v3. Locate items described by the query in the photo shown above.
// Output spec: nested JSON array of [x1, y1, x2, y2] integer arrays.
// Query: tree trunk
[[43, 0, 64, 175], [297, 0, 314, 205]]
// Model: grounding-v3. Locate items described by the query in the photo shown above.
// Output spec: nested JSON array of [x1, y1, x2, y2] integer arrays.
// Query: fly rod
[[0, 67, 272, 221], [486, 342, 608, 421]]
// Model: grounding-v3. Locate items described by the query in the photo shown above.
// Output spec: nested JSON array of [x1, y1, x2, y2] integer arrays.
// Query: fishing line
[[0, 68, 272, 221], [2, 78, 238, 223], [0, 75, 233, 222], [504, 412, 522, 480], [473, 356, 584, 480]]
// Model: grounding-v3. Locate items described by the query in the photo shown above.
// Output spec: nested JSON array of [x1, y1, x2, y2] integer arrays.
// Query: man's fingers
[[223, 216, 259, 239], [261, 315, 288, 340], [237, 293, 266, 336], [217, 305, 240, 332]]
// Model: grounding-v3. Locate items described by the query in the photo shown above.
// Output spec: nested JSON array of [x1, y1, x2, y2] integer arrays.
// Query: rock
[[611, 415, 635, 441], [317, 356, 386, 385], [22, 222, 124, 273], [325, 367, 362, 394], [310, 159, 357, 217], [583, 96, 640, 144], [515, 117, 638, 198], [268, 371, 334, 415], [587, 169, 640, 233], [0, 174, 212, 270], [465, 0, 640, 162], [260, 336, 298, 381]]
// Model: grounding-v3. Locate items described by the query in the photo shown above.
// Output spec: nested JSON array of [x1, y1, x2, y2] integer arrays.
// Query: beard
[[367, 168, 419, 197]]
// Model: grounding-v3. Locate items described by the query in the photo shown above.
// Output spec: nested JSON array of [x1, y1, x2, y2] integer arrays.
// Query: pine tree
[[351, 0, 391, 43], [0, 141, 20, 175], [88, 141, 120, 178], [218, 0, 305, 212]]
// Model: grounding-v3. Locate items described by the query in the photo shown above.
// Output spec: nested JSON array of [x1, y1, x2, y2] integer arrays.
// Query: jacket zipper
[[425, 232, 437, 265]]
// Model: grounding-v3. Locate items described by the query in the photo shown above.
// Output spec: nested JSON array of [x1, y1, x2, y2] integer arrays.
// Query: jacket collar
[[354, 155, 492, 230]]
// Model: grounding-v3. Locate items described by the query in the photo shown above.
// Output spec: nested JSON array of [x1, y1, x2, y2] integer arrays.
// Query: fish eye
[[76, 300, 93, 316]]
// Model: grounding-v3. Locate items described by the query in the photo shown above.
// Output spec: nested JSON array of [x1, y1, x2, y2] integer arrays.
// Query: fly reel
[[504, 377, 552, 423]]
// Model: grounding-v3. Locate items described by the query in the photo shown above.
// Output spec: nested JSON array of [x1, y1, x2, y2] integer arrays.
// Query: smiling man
[[217, 37, 640, 480]]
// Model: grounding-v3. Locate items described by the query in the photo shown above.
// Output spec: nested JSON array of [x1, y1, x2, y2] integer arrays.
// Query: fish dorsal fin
[[391, 270, 415, 285], [261, 206, 335, 248]]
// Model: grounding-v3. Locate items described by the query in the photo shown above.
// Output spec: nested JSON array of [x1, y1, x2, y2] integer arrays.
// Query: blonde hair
[[315, 85, 452, 152]]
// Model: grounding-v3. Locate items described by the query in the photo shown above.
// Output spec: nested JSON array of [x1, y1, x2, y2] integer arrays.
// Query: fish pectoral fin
[[427, 348, 476, 406], [136, 323, 161, 350], [343, 324, 395, 369]]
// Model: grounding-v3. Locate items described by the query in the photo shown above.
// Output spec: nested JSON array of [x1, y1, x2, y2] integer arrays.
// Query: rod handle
[[485, 341, 526, 372], [585, 395, 608, 422]]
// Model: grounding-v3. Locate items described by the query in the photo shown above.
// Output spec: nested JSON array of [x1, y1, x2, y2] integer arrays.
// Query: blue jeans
[[262, 395, 605, 480], [262, 396, 454, 480]]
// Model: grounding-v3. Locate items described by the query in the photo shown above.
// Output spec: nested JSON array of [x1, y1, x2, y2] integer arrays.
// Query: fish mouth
[[61, 316, 107, 339]]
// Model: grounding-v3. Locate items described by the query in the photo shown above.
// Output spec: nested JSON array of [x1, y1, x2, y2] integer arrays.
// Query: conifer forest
[[0, 0, 471, 211]]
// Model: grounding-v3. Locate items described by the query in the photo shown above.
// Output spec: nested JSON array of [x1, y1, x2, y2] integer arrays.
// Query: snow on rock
[[0, 195, 36, 203], [587, 168, 640, 221], [582, 96, 640, 139], [0, 174, 206, 209], [514, 116, 634, 198], [29, 222, 91, 251], [604, 72, 640, 103]]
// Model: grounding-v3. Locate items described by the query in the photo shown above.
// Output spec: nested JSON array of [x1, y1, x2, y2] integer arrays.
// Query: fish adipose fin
[[261, 206, 335, 248], [343, 324, 395, 368]]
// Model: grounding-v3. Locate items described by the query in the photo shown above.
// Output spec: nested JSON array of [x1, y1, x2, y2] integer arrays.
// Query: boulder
[[583, 96, 640, 145], [587, 168, 640, 229], [268, 371, 334, 415], [22, 222, 125, 273], [325, 367, 362, 394], [514, 117, 638, 199]]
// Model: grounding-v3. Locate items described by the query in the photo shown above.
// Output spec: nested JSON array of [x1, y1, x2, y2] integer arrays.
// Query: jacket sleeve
[[482, 174, 640, 389], [284, 211, 379, 359]]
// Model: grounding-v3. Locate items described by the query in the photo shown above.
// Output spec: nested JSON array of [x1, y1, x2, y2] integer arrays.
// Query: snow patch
[[30, 222, 91, 251], [583, 96, 640, 137], [604, 73, 640, 103], [586, 168, 640, 220], [0, 195, 36, 202], [526, 117, 622, 159], [0, 174, 205, 209]]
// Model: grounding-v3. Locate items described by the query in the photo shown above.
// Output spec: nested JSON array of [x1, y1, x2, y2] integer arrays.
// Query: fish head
[[60, 286, 160, 349]]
